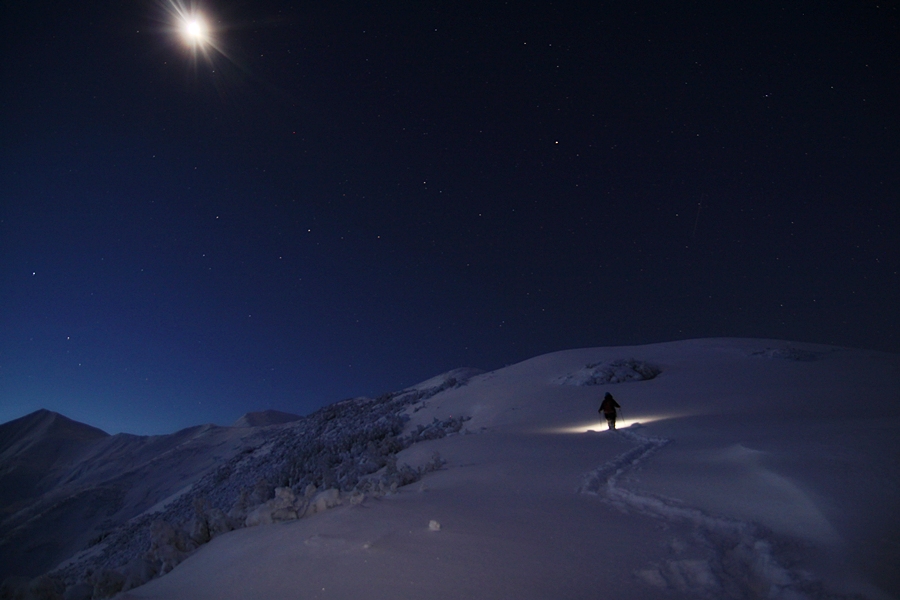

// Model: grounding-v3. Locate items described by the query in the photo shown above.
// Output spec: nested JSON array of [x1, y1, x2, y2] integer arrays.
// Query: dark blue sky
[[2, 1, 898, 434]]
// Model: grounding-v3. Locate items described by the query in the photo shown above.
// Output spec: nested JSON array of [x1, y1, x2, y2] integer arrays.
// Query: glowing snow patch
[[545, 414, 673, 434]]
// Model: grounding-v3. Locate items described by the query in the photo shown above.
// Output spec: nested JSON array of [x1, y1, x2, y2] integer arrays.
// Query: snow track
[[576, 428, 669, 495], [579, 427, 860, 600]]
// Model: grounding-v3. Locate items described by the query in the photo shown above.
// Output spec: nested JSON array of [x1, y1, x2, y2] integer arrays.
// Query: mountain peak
[[0, 409, 108, 456], [0, 409, 111, 531]]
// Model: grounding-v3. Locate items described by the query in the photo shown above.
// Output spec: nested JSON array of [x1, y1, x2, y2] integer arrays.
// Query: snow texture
[[555, 358, 661, 385]]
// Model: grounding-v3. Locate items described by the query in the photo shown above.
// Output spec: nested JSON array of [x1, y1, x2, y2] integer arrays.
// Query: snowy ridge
[[124, 341, 899, 600], [3, 339, 897, 600]]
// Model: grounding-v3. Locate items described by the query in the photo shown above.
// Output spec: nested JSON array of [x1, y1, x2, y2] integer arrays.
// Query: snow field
[[123, 339, 899, 599]]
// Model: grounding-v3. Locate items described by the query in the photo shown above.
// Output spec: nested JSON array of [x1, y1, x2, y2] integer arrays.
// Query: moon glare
[[180, 14, 209, 46]]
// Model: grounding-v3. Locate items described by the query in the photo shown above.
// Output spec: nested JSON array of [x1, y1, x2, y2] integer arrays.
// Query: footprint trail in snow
[[578, 426, 859, 600]]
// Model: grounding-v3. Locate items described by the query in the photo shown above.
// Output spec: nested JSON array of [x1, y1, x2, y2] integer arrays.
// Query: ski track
[[578, 427, 863, 600]]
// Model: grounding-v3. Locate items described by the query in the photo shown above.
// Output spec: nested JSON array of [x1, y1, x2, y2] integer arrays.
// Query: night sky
[[2, 1, 898, 434]]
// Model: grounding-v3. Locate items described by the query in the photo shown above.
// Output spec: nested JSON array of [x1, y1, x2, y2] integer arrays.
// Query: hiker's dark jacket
[[599, 397, 620, 416]]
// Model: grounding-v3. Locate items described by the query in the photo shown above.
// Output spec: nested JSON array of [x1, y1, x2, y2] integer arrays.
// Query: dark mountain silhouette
[[232, 409, 302, 428], [0, 409, 109, 511], [0, 411, 258, 580]]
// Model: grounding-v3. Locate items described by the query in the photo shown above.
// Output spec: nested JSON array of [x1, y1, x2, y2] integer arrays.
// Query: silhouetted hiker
[[599, 392, 620, 430]]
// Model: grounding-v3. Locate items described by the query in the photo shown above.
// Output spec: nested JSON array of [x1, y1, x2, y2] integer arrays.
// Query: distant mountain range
[[0, 407, 301, 582]]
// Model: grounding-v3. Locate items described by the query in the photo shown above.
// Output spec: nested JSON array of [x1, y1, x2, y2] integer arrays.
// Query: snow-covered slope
[[3, 339, 898, 600], [114, 339, 899, 600]]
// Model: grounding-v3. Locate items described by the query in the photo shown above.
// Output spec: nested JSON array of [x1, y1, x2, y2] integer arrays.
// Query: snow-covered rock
[[309, 488, 341, 516], [245, 487, 301, 526], [555, 358, 660, 386]]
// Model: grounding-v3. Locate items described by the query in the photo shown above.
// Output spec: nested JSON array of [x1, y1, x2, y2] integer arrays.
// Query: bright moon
[[162, 0, 231, 70], [180, 15, 209, 45]]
